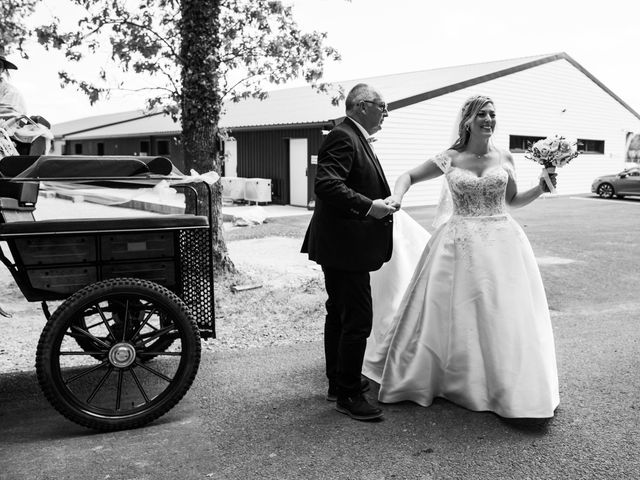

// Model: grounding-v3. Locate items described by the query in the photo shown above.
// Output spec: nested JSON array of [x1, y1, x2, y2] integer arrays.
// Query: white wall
[[374, 59, 640, 208], [52, 139, 65, 155]]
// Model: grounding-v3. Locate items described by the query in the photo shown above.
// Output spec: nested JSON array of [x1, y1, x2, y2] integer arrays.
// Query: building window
[[157, 140, 170, 156], [577, 139, 605, 154], [74, 143, 83, 154], [97, 142, 104, 156], [509, 135, 546, 152], [140, 140, 150, 156]]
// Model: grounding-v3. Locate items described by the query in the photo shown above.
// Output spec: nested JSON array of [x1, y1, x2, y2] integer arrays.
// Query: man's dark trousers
[[322, 266, 372, 396]]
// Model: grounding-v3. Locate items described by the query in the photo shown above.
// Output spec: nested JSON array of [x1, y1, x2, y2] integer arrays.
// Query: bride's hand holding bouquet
[[525, 135, 580, 194]]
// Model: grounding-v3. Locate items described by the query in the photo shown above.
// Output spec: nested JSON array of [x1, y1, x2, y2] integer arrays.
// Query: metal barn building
[[53, 52, 640, 206]]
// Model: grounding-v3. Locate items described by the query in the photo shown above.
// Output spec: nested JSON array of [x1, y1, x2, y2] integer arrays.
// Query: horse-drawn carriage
[[0, 153, 216, 431]]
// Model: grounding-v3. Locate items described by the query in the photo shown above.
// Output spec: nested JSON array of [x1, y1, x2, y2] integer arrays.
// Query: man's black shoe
[[335, 394, 383, 421], [326, 377, 370, 402]]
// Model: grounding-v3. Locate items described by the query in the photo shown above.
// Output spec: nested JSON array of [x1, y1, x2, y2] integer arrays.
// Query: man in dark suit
[[302, 83, 396, 421]]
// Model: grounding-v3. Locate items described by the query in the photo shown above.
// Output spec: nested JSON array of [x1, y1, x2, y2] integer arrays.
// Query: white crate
[[244, 178, 272, 203], [221, 177, 246, 201]]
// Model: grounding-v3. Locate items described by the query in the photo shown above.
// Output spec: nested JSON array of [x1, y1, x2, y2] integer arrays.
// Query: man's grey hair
[[345, 83, 375, 114]]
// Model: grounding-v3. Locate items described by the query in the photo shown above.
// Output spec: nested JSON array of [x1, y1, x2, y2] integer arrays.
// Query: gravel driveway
[[0, 196, 321, 373]]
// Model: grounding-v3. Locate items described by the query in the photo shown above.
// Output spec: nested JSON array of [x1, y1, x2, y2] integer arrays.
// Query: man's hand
[[368, 198, 396, 219]]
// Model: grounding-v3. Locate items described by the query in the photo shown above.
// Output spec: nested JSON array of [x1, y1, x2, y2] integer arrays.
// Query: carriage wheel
[[73, 307, 174, 361], [36, 278, 201, 431]]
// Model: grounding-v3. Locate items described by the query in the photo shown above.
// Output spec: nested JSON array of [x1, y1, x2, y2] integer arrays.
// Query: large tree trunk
[[180, 0, 234, 273]]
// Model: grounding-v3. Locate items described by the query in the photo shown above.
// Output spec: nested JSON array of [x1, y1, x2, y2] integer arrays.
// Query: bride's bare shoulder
[[431, 149, 458, 161], [443, 149, 461, 160], [497, 148, 515, 166], [437, 149, 462, 167], [428, 149, 457, 172]]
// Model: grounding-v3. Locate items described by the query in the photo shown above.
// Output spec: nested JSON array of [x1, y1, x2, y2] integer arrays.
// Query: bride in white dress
[[364, 95, 559, 419]]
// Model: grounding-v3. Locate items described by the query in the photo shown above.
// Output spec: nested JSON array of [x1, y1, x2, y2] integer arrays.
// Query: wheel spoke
[[115, 369, 124, 411], [137, 325, 177, 346], [129, 367, 151, 403], [133, 360, 173, 383], [138, 351, 182, 357], [84, 319, 103, 330], [59, 351, 105, 356], [64, 361, 109, 384], [97, 304, 117, 340], [86, 365, 114, 404], [130, 308, 158, 340], [67, 325, 111, 349], [122, 300, 130, 342]]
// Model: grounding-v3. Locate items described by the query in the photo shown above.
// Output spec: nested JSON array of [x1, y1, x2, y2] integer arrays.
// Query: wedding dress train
[[364, 154, 559, 418], [367, 209, 431, 359]]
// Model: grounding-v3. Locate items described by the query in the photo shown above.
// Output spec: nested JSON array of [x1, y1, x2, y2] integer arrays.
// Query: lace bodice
[[447, 165, 508, 217], [432, 153, 512, 218]]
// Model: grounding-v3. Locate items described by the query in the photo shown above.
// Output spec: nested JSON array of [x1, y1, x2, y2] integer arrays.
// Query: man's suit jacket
[[301, 117, 393, 272]]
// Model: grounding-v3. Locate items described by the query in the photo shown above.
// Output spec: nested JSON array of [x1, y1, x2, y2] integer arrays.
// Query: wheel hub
[[108, 343, 137, 368]]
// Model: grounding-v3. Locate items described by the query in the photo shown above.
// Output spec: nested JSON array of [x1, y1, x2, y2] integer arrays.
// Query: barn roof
[[52, 109, 151, 137], [63, 112, 179, 140], [57, 52, 640, 140]]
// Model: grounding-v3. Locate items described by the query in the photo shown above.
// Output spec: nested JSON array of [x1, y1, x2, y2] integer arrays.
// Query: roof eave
[[64, 130, 181, 141], [389, 52, 640, 121], [222, 120, 340, 132], [560, 52, 640, 121]]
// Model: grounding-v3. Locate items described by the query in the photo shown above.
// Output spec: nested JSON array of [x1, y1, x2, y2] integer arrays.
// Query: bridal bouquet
[[525, 135, 580, 193]]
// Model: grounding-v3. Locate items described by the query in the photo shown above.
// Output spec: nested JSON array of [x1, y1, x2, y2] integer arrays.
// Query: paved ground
[[39, 186, 312, 221], [1, 318, 638, 480], [1, 194, 640, 479]]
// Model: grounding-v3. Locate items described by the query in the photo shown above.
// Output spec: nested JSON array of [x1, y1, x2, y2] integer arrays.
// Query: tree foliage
[[34, 0, 343, 114], [33, 0, 343, 272], [0, 0, 40, 54]]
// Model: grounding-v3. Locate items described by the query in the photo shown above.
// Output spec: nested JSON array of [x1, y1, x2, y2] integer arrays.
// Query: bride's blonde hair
[[450, 95, 494, 151]]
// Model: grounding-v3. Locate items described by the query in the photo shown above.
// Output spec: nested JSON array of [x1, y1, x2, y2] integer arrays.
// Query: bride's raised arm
[[387, 151, 452, 210], [504, 151, 557, 208]]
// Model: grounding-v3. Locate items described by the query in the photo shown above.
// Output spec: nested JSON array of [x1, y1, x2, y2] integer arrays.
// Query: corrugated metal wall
[[232, 126, 325, 205], [64, 136, 185, 171]]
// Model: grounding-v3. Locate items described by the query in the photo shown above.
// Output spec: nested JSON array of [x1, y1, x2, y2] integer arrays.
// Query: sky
[[7, 0, 640, 125]]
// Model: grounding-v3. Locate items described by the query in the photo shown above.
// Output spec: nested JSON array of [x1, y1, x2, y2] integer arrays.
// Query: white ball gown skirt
[[364, 212, 559, 419]]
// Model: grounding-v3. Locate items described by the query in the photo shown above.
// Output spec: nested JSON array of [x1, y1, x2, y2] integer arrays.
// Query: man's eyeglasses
[[362, 100, 388, 112]]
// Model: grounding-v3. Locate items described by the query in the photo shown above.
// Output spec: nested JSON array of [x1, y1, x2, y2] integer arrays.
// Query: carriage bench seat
[[0, 214, 208, 236]]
